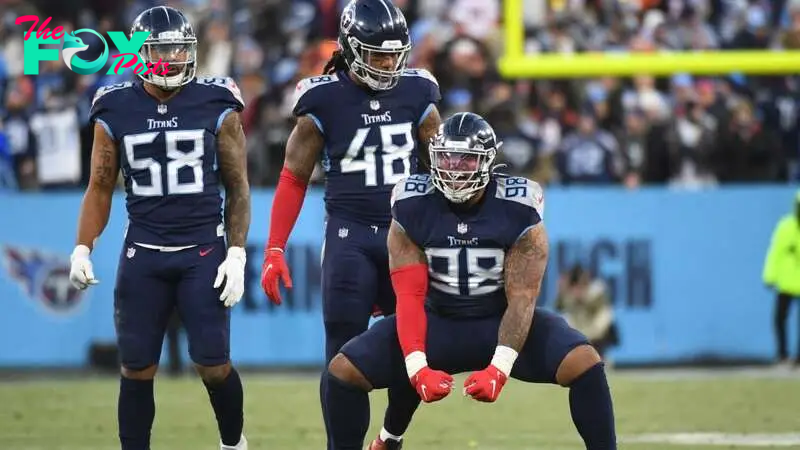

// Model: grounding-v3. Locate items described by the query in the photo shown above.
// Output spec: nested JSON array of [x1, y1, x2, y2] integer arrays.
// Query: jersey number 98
[[341, 122, 414, 187], [504, 176, 528, 199], [426, 247, 505, 296], [123, 130, 205, 197]]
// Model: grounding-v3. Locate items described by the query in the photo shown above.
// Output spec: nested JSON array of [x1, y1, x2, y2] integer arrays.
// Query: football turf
[[2, 368, 799, 449]]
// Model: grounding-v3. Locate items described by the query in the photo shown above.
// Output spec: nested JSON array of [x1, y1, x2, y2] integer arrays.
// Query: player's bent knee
[[121, 364, 158, 380], [328, 353, 373, 391], [194, 361, 232, 385], [555, 344, 603, 387]]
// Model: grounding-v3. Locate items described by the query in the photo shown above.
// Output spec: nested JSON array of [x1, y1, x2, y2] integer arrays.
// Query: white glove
[[69, 245, 99, 290], [214, 246, 246, 307]]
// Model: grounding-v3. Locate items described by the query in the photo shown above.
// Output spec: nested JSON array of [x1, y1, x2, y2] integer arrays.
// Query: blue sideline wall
[[0, 186, 795, 367]]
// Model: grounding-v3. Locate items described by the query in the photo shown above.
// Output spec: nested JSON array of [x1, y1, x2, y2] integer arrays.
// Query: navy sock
[[118, 376, 155, 450], [204, 367, 244, 446], [325, 370, 370, 450], [320, 374, 332, 450], [568, 362, 617, 450], [322, 322, 366, 450], [383, 380, 420, 437]]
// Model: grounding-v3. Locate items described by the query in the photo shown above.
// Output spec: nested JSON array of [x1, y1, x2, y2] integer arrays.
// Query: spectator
[[714, 101, 785, 182], [557, 107, 621, 185], [3, 0, 800, 188], [555, 265, 619, 362]]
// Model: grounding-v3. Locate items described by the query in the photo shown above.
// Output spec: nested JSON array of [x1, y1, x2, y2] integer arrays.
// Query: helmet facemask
[[344, 36, 410, 91], [138, 32, 197, 90], [430, 140, 497, 204]]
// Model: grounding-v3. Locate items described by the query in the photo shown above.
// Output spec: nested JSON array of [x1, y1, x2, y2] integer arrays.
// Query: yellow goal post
[[498, 0, 800, 78]]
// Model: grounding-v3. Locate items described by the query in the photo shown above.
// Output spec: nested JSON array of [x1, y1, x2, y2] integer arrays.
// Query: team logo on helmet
[[341, 4, 355, 33]]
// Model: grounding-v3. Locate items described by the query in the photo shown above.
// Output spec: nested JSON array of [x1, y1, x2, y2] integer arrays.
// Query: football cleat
[[365, 437, 402, 450], [220, 434, 247, 450]]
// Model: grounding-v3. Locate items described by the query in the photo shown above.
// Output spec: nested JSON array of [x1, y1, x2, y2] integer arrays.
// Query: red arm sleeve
[[391, 263, 429, 356], [266, 167, 308, 250]]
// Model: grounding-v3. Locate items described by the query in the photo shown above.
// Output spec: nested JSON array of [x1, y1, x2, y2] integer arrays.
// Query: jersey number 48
[[340, 122, 414, 187]]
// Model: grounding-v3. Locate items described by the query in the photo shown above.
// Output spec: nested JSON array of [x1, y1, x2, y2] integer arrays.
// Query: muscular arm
[[76, 122, 119, 249], [285, 116, 325, 182], [217, 111, 251, 248], [416, 105, 441, 172], [388, 220, 427, 269], [498, 223, 549, 352], [388, 220, 430, 366]]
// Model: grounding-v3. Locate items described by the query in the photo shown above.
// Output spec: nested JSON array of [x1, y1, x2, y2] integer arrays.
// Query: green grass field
[[2, 369, 799, 449]]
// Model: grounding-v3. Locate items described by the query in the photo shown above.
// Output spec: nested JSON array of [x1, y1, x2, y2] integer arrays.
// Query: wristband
[[404, 351, 428, 378], [490, 345, 518, 377]]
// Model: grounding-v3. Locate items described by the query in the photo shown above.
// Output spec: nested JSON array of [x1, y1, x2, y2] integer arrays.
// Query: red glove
[[464, 365, 508, 403], [410, 366, 453, 403], [261, 248, 292, 305]]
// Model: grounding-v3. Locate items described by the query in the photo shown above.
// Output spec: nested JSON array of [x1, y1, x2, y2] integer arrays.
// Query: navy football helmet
[[430, 112, 502, 203], [339, 0, 411, 91], [131, 6, 197, 90]]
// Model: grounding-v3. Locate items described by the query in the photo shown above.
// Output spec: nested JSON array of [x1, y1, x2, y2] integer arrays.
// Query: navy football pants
[[321, 216, 396, 361], [113, 239, 230, 370], [342, 308, 589, 388]]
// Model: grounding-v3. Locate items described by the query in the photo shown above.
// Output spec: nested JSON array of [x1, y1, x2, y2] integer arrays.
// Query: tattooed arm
[[498, 222, 549, 351], [76, 122, 119, 248], [416, 105, 441, 172], [217, 111, 251, 247], [388, 219, 450, 396], [463, 221, 549, 402], [388, 220, 427, 270]]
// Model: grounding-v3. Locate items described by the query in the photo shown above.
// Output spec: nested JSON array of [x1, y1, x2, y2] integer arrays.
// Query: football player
[[259, 0, 441, 448], [325, 112, 618, 449], [69, 7, 250, 450]]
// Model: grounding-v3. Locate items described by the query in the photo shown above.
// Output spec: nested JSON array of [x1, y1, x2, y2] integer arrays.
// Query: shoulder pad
[[91, 81, 133, 109], [196, 76, 245, 108], [292, 74, 340, 111], [401, 68, 439, 86], [494, 176, 545, 218], [390, 174, 434, 207]]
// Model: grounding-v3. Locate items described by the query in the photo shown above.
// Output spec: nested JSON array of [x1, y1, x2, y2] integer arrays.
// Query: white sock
[[379, 427, 402, 442]]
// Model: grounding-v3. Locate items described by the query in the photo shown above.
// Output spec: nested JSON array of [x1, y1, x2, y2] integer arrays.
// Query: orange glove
[[261, 248, 292, 305]]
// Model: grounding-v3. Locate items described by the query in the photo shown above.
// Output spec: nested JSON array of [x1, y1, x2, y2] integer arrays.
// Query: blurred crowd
[[1, 0, 799, 191]]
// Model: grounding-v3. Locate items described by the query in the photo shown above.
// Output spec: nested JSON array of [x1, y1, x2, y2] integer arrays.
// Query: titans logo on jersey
[[89, 77, 245, 246], [391, 174, 544, 317], [293, 68, 441, 226]]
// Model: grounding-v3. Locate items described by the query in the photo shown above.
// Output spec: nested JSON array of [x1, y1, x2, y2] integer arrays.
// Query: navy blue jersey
[[89, 77, 245, 246], [293, 68, 441, 227], [391, 174, 544, 318], [558, 131, 620, 184]]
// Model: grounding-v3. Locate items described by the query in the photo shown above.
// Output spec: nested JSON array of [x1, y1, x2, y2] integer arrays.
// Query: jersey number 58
[[123, 130, 206, 197], [341, 122, 414, 187]]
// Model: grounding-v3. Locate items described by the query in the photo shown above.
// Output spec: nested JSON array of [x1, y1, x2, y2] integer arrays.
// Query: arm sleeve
[[392, 263, 429, 357]]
